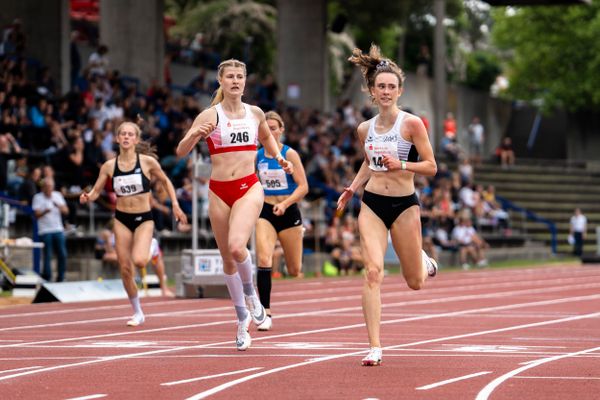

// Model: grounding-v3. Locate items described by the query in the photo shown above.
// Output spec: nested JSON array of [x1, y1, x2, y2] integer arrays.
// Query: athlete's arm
[[253, 106, 293, 174], [272, 148, 308, 215], [383, 115, 437, 176], [80, 160, 112, 204], [337, 122, 371, 211], [176, 108, 216, 157], [146, 156, 188, 224]]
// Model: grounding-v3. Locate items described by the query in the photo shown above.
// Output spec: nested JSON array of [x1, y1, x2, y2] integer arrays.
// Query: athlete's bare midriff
[[209, 150, 257, 181], [364, 170, 415, 197]]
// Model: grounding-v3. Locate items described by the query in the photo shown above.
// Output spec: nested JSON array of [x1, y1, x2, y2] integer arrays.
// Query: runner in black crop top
[[112, 154, 151, 197]]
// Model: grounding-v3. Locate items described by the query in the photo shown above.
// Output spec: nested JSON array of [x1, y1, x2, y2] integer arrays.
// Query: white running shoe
[[422, 250, 438, 277], [257, 316, 272, 331], [236, 313, 252, 351], [126, 313, 145, 327], [245, 294, 267, 326], [361, 347, 382, 366]]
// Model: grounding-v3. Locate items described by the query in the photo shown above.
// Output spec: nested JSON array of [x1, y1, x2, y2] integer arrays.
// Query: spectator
[[451, 214, 488, 270], [497, 136, 515, 169], [443, 112, 457, 139], [32, 177, 69, 282], [569, 208, 587, 257], [0, 133, 23, 194], [87, 44, 109, 77], [467, 116, 485, 165], [18, 165, 41, 205]]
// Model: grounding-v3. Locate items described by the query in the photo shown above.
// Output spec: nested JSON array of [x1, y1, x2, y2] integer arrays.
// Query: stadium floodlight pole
[[433, 0, 447, 154]]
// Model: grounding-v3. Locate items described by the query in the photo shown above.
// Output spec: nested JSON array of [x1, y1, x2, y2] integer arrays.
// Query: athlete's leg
[[256, 217, 277, 315], [358, 204, 389, 349], [278, 225, 304, 277], [390, 206, 428, 290]]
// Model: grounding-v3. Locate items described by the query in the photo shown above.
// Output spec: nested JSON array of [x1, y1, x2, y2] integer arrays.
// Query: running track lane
[[0, 264, 599, 399]]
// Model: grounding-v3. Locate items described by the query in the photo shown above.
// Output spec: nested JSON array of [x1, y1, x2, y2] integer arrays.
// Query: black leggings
[[361, 191, 419, 229]]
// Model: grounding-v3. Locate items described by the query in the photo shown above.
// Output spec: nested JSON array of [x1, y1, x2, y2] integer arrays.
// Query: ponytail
[[210, 87, 224, 106]]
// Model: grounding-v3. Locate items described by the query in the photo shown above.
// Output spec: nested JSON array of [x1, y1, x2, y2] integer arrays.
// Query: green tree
[[491, 3, 600, 112], [170, 0, 277, 76]]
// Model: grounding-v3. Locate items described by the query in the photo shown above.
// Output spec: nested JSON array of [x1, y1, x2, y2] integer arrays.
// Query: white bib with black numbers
[[113, 173, 144, 196], [216, 103, 257, 148], [258, 168, 289, 191], [365, 141, 398, 172]]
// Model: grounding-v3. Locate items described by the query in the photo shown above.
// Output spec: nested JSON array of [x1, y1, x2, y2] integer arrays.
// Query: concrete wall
[[277, 0, 329, 111], [99, 0, 164, 87], [0, 0, 70, 94]]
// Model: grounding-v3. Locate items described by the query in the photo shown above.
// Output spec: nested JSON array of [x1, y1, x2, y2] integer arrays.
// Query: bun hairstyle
[[116, 115, 158, 159], [210, 59, 247, 106], [348, 44, 405, 91]]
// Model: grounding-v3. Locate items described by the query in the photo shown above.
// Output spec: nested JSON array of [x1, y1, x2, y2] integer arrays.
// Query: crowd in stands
[[0, 21, 512, 278]]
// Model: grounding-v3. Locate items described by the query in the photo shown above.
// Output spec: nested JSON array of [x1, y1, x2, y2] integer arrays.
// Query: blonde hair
[[348, 44, 405, 92], [265, 111, 284, 129], [116, 117, 158, 159], [210, 59, 247, 106]]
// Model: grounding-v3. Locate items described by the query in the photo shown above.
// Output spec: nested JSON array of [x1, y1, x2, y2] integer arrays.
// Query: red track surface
[[1, 263, 600, 399]]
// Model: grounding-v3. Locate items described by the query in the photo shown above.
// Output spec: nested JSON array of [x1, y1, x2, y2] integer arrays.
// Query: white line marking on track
[[64, 395, 107, 400], [0, 366, 41, 374], [2, 289, 599, 387], [416, 371, 493, 390], [515, 376, 600, 380], [161, 367, 263, 386], [184, 309, 600, 400], [3, 276, 600, 334], [475, 345, 600, 400]]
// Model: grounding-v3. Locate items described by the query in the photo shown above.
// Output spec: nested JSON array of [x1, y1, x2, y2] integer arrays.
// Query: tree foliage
[[169, 0, 277, 76], [491, 3, 600, 112]]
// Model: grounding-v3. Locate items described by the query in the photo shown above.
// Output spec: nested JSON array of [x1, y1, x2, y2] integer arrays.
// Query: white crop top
[[206, 103, 258, 155], [364, 111, 418, 171]]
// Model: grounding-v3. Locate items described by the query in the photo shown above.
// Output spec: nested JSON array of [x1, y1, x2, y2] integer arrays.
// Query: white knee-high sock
[[236, 251, 256, 296], [224, 272, 247, 321], [129, 295, 143, 316]]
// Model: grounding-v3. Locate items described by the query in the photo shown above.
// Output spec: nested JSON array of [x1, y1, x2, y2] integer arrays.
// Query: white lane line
[[0, 298, 202, 319], [0, 295, 600, 384], [64, 395, 107, 400], [416, 371, 493, 390], [515, 376, 600, 380], [5, 276, 600, 337], [0, 270, 591, 322], [184, 309, 600, 400], [475, 345, 600, 400], [161, 367, 263, 386], [0, 365, 41, 374]]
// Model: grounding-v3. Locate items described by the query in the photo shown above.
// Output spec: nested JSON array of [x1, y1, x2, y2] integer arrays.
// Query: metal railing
[[496, 194, 557, 254]]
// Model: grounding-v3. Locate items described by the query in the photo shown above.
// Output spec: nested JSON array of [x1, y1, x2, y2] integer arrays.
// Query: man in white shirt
[[569, 208, 587, 257], [32, 177, 69, 281]]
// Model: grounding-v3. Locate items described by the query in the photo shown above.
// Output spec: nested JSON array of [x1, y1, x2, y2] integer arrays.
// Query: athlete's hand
[[79, 192, 89, 204], [173, 204, 188, 225], [337, 187, 354, 211], [273, 203, 287, 216], [278, 158, 294, 174], [382, 155, 401, 170], [193, 122, 215, 140]]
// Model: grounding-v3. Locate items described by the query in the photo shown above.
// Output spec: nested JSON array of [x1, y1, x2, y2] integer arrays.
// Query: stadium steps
[[475, 160, 599, 255]]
